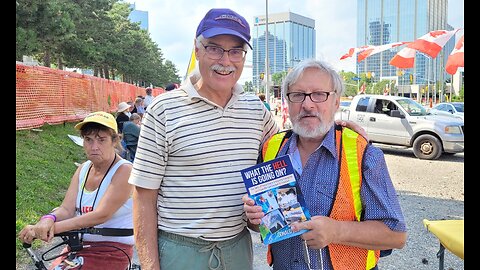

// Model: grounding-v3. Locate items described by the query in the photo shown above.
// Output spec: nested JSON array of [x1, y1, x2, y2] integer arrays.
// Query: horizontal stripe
[[129, 77, 280, 241]]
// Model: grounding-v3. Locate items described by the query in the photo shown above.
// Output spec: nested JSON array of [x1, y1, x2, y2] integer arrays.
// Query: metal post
[[265, 0, 270, 103], [425, 56, 430, 106], [436, 243, 445, 270], [433, 57, 437, 104], [357, 77, 360, 94], [449, 74, 453, 102]]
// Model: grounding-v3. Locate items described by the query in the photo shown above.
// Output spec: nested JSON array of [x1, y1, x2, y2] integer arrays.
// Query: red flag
[[281, 95, 288, 129], [359, 82, 366, 94], [340, 48, 356, 60], [357, 42, 407, 62], [384, 83, 390, 95], [407, 29, 459, 58], [339, 45, 370, 60], [389, 47, 417, 69], [445, 35, 464, 75]]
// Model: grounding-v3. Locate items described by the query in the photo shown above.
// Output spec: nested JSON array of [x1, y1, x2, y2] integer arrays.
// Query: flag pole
[[185, 47, 196, 81], [357, 76, 359, 94], [265, 0, 270, 104]]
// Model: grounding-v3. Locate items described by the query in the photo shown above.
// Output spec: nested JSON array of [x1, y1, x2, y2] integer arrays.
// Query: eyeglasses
[[200, 42, 247, 62], [286, 91, 336, 103]]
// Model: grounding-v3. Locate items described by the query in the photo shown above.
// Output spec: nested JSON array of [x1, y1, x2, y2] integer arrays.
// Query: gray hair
[[135, 97, 143, 104], [129, 113, 141, 121], [195, 34, 250, 51], [282, 59, 345, 97]]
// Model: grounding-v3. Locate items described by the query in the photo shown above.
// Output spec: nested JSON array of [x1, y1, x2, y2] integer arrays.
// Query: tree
[[161, 60, 181, 86], [16, 0, 77, 65], [16, 0, 180, 88], [339, 71, 360, 97], [243, 81, 254, 93], [271, 71, 288, 86]]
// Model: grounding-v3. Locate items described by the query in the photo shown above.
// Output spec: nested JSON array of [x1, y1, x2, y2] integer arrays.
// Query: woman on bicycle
[[19, 111, 134, 270]]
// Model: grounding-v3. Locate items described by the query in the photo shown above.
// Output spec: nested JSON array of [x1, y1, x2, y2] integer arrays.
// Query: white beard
[[291, 112, 334, 138]]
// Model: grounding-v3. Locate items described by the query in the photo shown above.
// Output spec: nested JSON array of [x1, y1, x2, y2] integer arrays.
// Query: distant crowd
[[115, 83, 179, 162]]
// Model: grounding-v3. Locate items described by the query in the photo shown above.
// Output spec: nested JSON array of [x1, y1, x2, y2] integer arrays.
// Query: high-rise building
[[252, 12, 315, 92], [357, 0, 456, 97], [128, 3, 148, 31]]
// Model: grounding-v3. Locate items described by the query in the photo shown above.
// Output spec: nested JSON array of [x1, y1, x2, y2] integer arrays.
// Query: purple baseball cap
[[196, 8, 252, 49]]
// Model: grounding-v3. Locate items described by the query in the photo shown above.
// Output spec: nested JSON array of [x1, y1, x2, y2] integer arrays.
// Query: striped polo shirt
[[128, 75, 279, 241]]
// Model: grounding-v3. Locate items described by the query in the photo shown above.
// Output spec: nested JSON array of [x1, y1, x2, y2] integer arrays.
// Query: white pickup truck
[[336, 94, 464, 160]]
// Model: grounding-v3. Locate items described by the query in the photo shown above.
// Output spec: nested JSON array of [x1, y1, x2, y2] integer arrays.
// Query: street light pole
[[264, 0, 270, 103]]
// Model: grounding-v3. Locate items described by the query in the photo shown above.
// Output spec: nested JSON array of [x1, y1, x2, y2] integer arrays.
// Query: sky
[[126, 0, 464, 84]]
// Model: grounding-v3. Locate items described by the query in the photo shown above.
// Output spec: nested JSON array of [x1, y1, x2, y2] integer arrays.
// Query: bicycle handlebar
[[56, 227, 134, 237], [22, 227, 136, 270], [22, 227, 133, 248]]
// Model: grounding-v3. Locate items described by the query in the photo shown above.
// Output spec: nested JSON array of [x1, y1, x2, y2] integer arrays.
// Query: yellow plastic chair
[[423, 219, 464, 270]]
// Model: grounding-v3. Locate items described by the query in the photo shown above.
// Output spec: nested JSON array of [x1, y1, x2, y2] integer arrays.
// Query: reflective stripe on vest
[[262, 132, 287, 162], [342, 128, 362, 221], [261, 131, 288, 266], [262, 131, 288, 266], [343, 128, 378, 270], [331, 127, 379, 270], [263, 127, 379, 269]]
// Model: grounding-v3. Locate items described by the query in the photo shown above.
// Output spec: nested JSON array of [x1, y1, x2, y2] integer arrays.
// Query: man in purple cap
[[128, 8, 279, 270], [129, 7, 366, 270]]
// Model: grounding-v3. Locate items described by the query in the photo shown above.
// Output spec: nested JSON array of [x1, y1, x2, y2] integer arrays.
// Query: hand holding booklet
[[241, 155, 311, 245]]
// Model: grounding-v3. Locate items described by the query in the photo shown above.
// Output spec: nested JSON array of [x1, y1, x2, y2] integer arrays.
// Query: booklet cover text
[[241, 155, 311, 245]]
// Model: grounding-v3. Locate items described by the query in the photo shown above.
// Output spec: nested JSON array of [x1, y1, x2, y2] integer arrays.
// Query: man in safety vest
[[243, 59, 407, 270]]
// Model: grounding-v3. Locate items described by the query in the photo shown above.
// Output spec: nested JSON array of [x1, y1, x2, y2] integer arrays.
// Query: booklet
[[241, 154, 311, 245]]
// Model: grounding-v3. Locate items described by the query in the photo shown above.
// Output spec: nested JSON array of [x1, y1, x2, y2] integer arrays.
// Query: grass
[[16, 123, 86, 266]]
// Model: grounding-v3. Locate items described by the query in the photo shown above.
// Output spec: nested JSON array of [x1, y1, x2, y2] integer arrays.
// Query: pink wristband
[[40, 214, 57, 222]]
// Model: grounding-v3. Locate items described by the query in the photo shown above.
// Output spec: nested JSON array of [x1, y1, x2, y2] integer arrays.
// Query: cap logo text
[[215, 14, 246, 28]]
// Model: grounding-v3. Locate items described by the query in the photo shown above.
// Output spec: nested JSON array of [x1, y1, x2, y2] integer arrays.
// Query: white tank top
[[76, 159, 134, 245]]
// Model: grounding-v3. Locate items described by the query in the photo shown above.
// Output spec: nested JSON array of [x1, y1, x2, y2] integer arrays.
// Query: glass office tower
[[128, 4, 149, 31], [357, 0, 455, 96], [252, 12, 315, 90]]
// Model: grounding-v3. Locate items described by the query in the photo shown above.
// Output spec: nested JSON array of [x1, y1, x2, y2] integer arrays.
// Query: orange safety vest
[[261, 126, 380, 270]]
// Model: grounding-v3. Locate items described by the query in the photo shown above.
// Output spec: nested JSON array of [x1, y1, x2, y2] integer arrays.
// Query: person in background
[[243, 59, 407, 270], [18, 111, 134, 270], [116, 101, 131, 133], [258, 93, 271, 111], [127, 101, 134, 116], [131, 97, 146, 118], [164, 82, 179, 91], [143, 87, 154, 109], [122, 113, 141, 161], [275, 100, 281, 115]]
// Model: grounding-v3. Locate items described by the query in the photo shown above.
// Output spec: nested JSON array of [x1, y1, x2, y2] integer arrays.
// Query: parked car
[[429, 102, 464, 120], [336, 94, 464, 160]]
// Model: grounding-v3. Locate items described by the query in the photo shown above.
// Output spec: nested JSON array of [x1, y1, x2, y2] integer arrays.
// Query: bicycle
[[23, 227, 141, 270]]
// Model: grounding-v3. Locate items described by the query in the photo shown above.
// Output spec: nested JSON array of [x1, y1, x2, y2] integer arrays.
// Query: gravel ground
[[18, 145, 463, 270], [252, 145, 464, 270]]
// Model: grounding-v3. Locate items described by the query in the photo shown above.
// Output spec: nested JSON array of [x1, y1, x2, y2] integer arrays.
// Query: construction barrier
[[16, 63, 164, 130]]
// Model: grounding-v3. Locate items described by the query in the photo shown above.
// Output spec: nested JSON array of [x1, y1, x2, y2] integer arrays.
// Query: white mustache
[[210, 64, 236, 73], [295, 111, 320, 121]]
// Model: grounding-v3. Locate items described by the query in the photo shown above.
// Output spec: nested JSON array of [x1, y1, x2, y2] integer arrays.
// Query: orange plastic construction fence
[[16, 63, 165, 131]]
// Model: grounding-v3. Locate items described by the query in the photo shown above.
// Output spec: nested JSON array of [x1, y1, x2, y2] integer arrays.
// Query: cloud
[[448, 0, 464, 28], [127, 0, 463, 83]]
